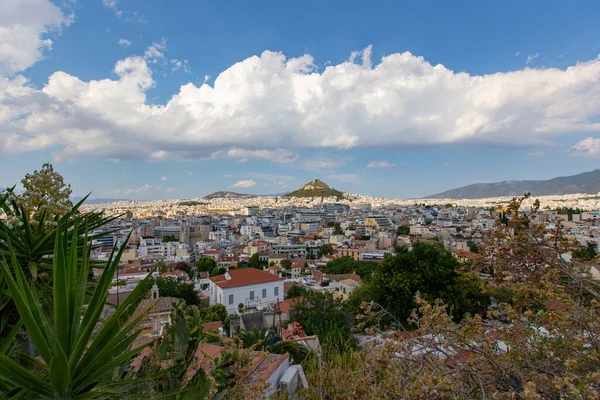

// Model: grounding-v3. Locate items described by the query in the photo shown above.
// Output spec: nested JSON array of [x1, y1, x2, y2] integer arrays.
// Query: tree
[[369, 242, 488, 323], [198, 303, 228, 323], [210, 266, 226, 276], [195, 257, 216, 272], [162, 234, 176, 243], [155, 277, 200, 306], [290, 290, 355, 351], [467, 240, 479, 253], [19, 163, 73, 224], [0, 218, 154, 399], [285, 284, 309, 299], [322, 256, 372, 279], [317, 244, 334, 258], [280, 259, 292, 270], [572, 243, 597, 260], [156, 260, 168, 273], [333, 222, 343, 235], [396, 225, 410, 235], [249, 253, 263, 269]]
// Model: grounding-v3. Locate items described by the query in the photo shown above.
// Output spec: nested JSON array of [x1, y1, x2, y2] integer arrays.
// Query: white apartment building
[[208, 269, 284, 314]]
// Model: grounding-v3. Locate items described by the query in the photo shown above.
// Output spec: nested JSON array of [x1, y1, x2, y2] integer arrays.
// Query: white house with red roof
[[208, 269, 284, 314]]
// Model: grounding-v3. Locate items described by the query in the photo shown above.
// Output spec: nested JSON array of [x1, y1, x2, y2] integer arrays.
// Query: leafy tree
[[396, 225, 410, 235], [210, 266, 226, 277], [19, 163, 73, 224], [317, 244, 334, 258], [162, 234, 176, 243], [155, 277, 200, 306], [467, 240, 479, 253], [156, 260, 168, 273], [322, 256, 372, 279], [280, 259, 292, 270], [290, 290, 355, 351], [249, 253, 263, 269], [572, 243, 597, 260], [285, 284, 309, 299], [370, 242, 488, 323], [198, 303, 228, 323], [0, 218, 154, 399], [332, 222, 343, 235], [195, 257, 216, 272]]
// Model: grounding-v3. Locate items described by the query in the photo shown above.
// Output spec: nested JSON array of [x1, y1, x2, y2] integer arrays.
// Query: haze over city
[[2, 1, 600, 199]]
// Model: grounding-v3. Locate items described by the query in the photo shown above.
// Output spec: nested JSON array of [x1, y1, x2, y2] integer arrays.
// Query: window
[[274, 286, 279, 297], [250, 291, 254, 300], [229, 294, 234, 305], [219, 294, 222, 303], [262, 288, 267, 298]]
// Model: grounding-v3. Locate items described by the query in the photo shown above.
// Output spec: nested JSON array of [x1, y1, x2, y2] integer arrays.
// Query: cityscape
[[1, 1, 600, 399]]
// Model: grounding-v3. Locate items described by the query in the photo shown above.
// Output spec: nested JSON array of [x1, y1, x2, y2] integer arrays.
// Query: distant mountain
[[427, 169, 600, 199], [204, 191, 257, 200], [284, 179, 344, 199], [72, 196, 129, 204]]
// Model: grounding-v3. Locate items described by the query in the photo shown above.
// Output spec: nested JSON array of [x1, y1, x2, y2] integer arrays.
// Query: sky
[[1, 0, 600, 200]]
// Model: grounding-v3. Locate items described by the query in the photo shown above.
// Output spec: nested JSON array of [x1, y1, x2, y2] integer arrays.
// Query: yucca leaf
[[50, 342, 71, 396], [0, 353, 53, 398]]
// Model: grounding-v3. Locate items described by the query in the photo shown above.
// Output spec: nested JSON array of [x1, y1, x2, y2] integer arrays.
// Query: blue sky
[[1, 0, 600, 199]]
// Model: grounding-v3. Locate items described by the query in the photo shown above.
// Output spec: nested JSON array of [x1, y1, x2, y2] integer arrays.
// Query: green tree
[[317, 244, 334, 258], [290, 290, 355, 351], [572, 243, 597, 260], [195, 257, 216, 272], [285, 284, 309, 299], [249, 253, 263, 269], [198, 303, 228, 323], [19, 163, 73, 224], [396, 225, 410, 235], [156, 260, 168, 273], [370, 242, 488, 323], [210, 266, 226, 277], [332, 222, 343, 235], [467, 240, 479, 253], [0, 218, 154, 399], [322, 256, 372, 279], [155, 277, 200, 306], [162, 234, 176, 243], [280, 259, 292, 270]]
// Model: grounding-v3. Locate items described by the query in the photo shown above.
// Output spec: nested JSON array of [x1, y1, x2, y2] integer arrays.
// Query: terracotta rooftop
[[209, 268, 284, 289]]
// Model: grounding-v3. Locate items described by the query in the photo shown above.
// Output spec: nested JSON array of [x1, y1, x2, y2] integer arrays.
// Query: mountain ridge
[[284, 179, 345, 199], [427, 169, 600, 199], [203, 191, 257, 200]]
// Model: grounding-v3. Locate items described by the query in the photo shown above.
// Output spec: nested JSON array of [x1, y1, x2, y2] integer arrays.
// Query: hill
[[427, 169, 600, 199], [72, 196, 130, 204], [203, 191, 257, 200], [283, 179, 345, 199]]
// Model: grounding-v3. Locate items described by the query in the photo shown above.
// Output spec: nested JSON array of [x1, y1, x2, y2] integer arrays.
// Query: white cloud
[[367, 160, 397, 168], [232, 179, 256, 188], [0, 0, 73, 75], [569, 137, 600, 157], [526, 53, 540, 65], [516, 51, 521, 56], [302, 158, 345, 169], [188, 172, 193, 176], [102, 0, 147, 23], [143, 37, 167, 63], [211, 148, 298, 164], [118, 38, 131, 48], [123, 184, 159, 196], [166, 187, 178, 193], [160, 176, 168, 181], [327, 173, 359, 183], [3, 47, 600, 159], [171, 59, 191, 73]]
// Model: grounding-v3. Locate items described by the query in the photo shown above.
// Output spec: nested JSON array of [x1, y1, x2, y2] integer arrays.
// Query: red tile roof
[[209, 268, 284, 289]]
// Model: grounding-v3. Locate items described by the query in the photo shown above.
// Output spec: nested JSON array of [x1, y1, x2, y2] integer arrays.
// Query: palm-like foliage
[[236, 328, 280, 350], [0, 217, 153, 399]]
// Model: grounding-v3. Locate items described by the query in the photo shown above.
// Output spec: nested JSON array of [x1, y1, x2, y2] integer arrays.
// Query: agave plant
[[0, 216, 153, 399], [235, 328, 280, 350]]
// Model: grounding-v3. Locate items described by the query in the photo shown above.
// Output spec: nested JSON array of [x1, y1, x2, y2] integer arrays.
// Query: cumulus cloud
[[232, 179, 256, 188], [171, 59, 191, 73], [166, 187, 178, 193], [144, 37, 167, 63], [367, 160, 397, 168], [212, 148, 298, 164], [0, 0, 73, 75], [118, 38, 131, 48], [3, 46, 600, 159], [569, 137, 600, 157], [160, 176, 168, 181]]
